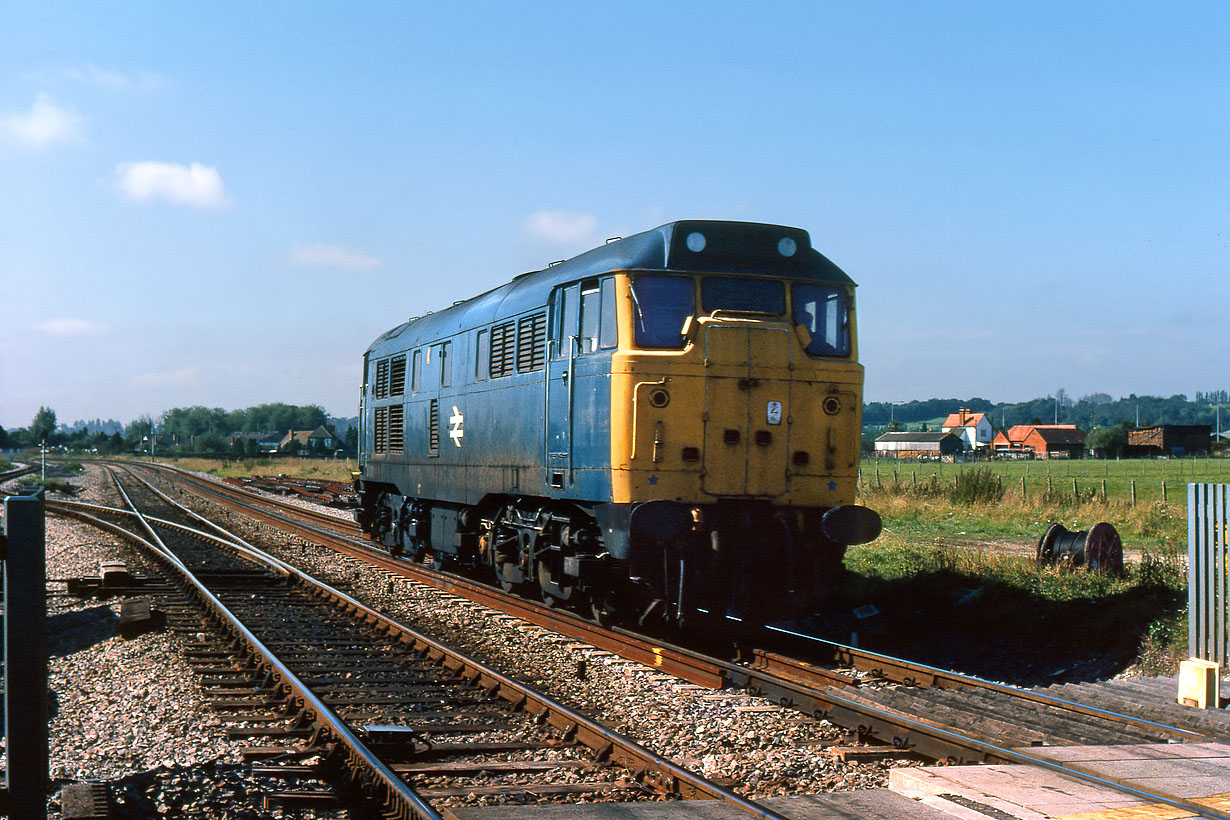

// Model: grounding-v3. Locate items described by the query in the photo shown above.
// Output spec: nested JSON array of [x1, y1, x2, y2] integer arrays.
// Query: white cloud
[[1, 94, 83, 148], [289, 243, 381, 270], [113, 161, 232, 209], [61, 64, 165, 92], [129, 367, 200, 389], [34, 317, 107, 338], [523, 210, 597, 244]]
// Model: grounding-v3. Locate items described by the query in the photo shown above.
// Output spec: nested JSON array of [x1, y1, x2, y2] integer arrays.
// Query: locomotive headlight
[[686, 231, 706, 252], [778, 236, 797, 257], [822, 396, 842, 415], [649, 388, 670, 408]]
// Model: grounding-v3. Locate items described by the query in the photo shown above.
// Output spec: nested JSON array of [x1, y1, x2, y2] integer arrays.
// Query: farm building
[[1126, 425, 1212, 457], [941, 408, 995, 451], [992, 424, 1086, 460], [280, 425, 342, 452], [874, 431, 964, 460]]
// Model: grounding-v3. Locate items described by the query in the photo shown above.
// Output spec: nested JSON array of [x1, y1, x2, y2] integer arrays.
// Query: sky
[[2, 2, 1227, 430]]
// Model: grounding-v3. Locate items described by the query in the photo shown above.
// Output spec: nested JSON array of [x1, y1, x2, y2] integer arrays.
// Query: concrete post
[[3, 489, 48, 819]]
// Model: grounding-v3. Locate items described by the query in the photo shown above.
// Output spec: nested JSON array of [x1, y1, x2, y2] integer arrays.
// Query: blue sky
[[2, 2, 1227, 429]]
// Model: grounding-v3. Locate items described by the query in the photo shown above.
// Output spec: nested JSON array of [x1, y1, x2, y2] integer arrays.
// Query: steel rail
[[754, 627, 1218, 745], [80, 476, 796, 819]]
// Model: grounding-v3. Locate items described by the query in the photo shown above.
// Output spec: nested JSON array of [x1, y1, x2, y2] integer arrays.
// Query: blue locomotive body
[[357, 220, 880, 623]]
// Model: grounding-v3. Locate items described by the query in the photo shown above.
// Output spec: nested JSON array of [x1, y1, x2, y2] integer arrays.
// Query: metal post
[[3, 488, 48, 819]]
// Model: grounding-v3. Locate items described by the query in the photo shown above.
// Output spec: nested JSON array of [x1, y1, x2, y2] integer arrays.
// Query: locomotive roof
[[367, 220, 855, 356]]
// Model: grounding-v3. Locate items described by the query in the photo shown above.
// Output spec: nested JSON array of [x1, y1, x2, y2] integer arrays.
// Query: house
[[940, 408, 995, 451], [279, 426, 340, 453], [992, 424, 1086, 460], [1126, 425, 1212, 457], [874, 431, 964, 460], [229, 431, 283, 453]]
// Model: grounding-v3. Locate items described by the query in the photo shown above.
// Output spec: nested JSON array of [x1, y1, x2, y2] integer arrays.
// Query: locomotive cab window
[[792, 283, 851, 357], [599, 277, 617, 349], [552, 278, 615, 357], [630, 275, 694, 349], [701, 277, 785, 316], [550, 286, 579, 359], [411, 349, 422, 393]]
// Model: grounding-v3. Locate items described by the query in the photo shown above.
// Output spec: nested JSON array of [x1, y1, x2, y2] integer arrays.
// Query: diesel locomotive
[[355, 220, 880, 625]]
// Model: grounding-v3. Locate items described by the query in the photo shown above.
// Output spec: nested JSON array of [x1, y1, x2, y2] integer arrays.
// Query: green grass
[[861, 455, 1229, 506], [845, 458, 1200, 680]]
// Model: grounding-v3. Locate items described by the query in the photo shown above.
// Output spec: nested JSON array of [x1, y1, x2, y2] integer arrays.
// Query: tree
[[31, 406, 57, 442], [0, 424, 9, 449], [1086, 423, 1129, 458]]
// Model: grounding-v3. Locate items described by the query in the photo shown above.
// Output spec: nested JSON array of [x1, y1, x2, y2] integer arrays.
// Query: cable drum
[[1036, 521, 1124, 575]]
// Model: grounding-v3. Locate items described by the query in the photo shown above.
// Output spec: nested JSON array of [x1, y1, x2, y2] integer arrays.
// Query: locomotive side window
[[792, 283, 851, 357], [578, 281, 600, 354], [474, 330, 488, 381], [439, 341, 452, 387], [411, 350, 422, 393], [599, 277, 617, 349], [701, 277, 785, 315], [630, 275, 693, 349]]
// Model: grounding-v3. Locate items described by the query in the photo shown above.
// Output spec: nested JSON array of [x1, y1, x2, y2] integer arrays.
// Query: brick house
[[992, 424, 1086, 459]]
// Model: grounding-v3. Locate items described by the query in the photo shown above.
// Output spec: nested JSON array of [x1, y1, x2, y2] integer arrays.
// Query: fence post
[[1163, 481, 1168, 504], [1101, 478, 1107, 502], [1072, 478, 1078, 500], [1131, 480, 1137, 507], [3, 488, 48, 819], [1021, 475, 1026, 500]]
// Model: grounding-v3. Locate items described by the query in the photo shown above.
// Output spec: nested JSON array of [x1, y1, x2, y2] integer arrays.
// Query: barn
[[874, 431, 964, 460]]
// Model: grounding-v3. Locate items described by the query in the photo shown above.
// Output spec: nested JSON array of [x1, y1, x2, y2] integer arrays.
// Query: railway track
[[51, 468, 790, 818], [79, 461, 1230, 820]]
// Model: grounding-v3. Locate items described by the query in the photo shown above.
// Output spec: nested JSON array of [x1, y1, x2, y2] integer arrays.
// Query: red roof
[[941, 410, 988, 429], [994, 424, 1085, 447]]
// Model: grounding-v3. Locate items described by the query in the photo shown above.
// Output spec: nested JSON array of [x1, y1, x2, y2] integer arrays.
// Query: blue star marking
[[828, 480, 838, 491], [648, 475, 659, 485]]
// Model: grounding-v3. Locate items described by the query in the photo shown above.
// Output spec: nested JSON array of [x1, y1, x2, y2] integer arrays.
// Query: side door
[[545, 284, 578, 489]]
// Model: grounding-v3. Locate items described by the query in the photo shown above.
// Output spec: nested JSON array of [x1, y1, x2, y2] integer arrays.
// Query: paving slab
[[444, 790, 951, 819], [889, 743, 1230, 819]]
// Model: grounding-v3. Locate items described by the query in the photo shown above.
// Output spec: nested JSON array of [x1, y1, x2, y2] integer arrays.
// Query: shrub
[[951, 468, 1005, 506]]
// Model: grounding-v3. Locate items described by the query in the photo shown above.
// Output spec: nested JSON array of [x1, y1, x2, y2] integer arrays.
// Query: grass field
[[861, 455, 1228, 506], [849, 456, 1210, 677]]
